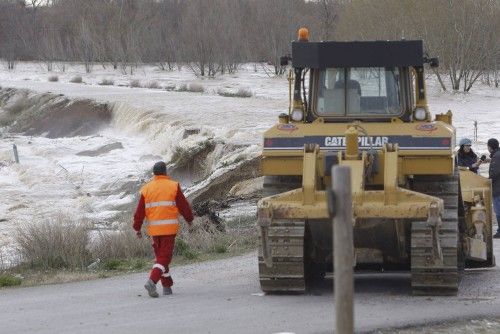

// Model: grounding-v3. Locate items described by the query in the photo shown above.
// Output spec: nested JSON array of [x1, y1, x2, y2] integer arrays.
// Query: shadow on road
[[304, 264, 500, 299], [307, 273, 412, 296]]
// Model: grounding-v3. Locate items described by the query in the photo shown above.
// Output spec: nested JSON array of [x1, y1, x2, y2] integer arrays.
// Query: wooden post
[[13, 144, 19, 163], [332, 165, 354, 334], [473, 120, 478, 142]]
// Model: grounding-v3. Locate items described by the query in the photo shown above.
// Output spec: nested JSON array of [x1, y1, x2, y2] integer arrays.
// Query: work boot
[[144, 279, 159, 298], [163, 286, 172, 295], [494, 231, 500, 239]]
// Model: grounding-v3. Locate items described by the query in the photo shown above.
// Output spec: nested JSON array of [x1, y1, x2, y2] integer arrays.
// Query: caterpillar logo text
[[324, 136, 389, 147]]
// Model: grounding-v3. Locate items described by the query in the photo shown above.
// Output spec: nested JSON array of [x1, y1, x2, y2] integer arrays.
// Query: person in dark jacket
[[487, 138, 500, 238], [456, 138, 482, 173]]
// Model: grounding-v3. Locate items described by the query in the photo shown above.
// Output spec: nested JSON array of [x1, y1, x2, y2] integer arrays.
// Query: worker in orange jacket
[[133, 161, 194, 297]]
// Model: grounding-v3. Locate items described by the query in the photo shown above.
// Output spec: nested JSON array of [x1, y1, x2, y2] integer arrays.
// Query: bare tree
[[180, 0, 221, 77], [336, 0, 500, 92], [317, 0, 338, 41], [0, 1, 31, 69], [253, 0, 307, 76], [0, 0, 325, 74]]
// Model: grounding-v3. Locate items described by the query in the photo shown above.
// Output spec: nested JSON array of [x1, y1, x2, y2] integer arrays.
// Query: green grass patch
[[102, 258, 150, 271], [1, 256, 152, 288], [213, 242, 228, 254], [103, 259, 122, 270], [0, 274, 22, 287], [182, 248, 200, 260], [175, 239, 200, 259]]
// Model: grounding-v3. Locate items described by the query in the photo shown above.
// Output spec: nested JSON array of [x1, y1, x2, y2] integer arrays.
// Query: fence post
[[13, 144, 19, 163], [473, 120, 478, 142], [331, 165, 354, 334]]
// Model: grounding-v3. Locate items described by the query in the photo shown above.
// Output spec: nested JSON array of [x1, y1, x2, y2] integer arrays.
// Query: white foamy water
[[0, 64, 285, 263]]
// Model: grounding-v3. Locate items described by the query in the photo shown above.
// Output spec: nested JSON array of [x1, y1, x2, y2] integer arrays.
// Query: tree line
[[336, 0, 500, 91], [0, 0, 498, 91], [0, 0, 335, 75]]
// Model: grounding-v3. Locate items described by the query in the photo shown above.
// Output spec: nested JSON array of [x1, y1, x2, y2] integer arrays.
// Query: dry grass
[[188, 83, 205, 92], [164, 83, 176, 91], [176, 84, 188, 92], [177, 83, 205, 93], [15, 215, 92, 269], [145, 81, 160, 89], [90, 227, 152, 261], [1, 92, 29, 114], [12, 214, 243, 269], [174, 216, 257, 260], [0, 247, 8, 270], [70, 75, 83, 83], [48, 75, 59, 82], [217, 88, 253, 98], [129, 79, 141, 88], [99, 78, 114, 86], [0, 91, 31, 127], [6, 212, 257, 287]]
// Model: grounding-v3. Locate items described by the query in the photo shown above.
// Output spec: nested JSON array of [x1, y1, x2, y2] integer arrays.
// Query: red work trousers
[[149, 235, 176, 287]]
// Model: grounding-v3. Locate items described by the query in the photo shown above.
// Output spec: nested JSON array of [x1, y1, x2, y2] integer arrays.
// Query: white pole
[[332, 165, 354, 334]]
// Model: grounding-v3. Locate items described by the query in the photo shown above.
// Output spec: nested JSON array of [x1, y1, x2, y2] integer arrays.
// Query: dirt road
[[1, 245, 500, 334]]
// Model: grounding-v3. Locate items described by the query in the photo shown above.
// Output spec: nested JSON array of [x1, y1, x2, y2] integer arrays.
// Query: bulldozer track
[[258, 220, 306, 293], [259, 176, 306, 293], [411, 173, 459, 296]]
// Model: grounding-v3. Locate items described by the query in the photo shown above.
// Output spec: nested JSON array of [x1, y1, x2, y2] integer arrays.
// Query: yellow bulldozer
[[257, 28, 495, 296]]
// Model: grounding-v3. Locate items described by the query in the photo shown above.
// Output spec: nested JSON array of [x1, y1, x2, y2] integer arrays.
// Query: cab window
[[316, 67, 401, 116]]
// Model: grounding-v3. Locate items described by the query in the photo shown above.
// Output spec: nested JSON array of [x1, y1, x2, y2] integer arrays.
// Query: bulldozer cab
[[289, 39, 436, 123]]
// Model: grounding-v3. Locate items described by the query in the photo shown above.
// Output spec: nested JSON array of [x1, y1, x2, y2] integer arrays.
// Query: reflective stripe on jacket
[[140, 175, 180, 236]]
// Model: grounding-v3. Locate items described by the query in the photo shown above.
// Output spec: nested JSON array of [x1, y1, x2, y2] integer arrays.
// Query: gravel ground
[[377, 318, 500, 333]]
